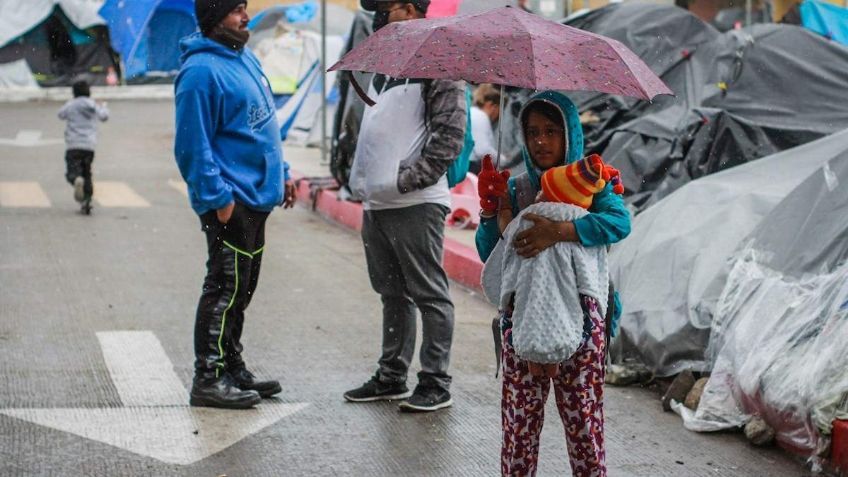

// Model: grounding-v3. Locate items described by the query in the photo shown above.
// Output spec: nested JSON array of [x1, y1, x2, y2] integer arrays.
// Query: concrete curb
[[0, 85, 174, 103], [293, 175, 484, 292], [833, 420, 848, 474]]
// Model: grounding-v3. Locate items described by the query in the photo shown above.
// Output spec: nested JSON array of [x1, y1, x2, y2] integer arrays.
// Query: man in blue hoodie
[[174, 0, 296, 409]]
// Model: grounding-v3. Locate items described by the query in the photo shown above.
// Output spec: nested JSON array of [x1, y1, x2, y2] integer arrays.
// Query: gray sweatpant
[[361, 203, 455, 391]]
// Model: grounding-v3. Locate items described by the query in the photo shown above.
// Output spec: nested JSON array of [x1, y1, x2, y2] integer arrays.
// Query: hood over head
[[518, 91, 584, 191]]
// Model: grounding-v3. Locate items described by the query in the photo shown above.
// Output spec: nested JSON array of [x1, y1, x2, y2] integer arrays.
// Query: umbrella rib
[[400, 27, 443, 80], [512, 12, 539, 90]]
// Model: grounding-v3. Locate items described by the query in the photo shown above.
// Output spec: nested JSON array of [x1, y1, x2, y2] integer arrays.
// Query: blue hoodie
[[174, 33, 290, 215], [475, 91, 631, 262]]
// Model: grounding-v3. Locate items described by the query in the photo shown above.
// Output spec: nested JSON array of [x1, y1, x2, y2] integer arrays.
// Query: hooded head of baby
[[539, 154, 624, 208]]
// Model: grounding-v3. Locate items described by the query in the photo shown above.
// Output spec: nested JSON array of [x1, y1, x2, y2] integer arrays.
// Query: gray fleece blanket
[[481, 202, 609, 363]]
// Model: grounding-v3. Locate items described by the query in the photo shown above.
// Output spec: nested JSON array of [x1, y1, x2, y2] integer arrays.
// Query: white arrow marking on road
[[0, 130, 62, 147], [0, 331, 308, 465]]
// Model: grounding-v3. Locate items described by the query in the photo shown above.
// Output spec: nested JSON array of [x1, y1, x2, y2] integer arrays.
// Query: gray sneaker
[[73, 177, 85, 202], [398, 384, 452, 412]]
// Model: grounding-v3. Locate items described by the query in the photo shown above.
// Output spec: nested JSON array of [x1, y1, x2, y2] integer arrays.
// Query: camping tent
[[0, 0, 118, 86], [609, 129, 848, 376], [98, 0, 196, 81]]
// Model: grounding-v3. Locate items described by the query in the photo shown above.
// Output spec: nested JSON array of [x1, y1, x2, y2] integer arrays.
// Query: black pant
[[65, 149, 94, 200], [195, 203, 270, 381]]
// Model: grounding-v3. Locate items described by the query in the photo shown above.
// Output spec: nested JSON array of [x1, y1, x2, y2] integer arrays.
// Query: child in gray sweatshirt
[[57, 81, 109, 213]]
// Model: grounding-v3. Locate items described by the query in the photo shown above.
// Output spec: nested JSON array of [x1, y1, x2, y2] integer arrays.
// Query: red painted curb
[[293, 174, 483, 292], [834, 420, 848, 474]]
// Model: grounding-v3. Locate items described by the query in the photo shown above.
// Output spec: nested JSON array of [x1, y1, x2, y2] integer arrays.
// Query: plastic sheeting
[[609, 129, 848, 376], [675, 149, 848, 457]]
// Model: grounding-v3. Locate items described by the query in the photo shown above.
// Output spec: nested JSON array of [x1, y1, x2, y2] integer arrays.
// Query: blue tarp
[[800, 0, 848, 45], [247, 1, 319, 30], [99, 0, 196, 79]]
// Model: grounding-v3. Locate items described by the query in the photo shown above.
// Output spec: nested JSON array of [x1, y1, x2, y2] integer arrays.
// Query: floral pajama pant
[[501, 296, 606, 477]]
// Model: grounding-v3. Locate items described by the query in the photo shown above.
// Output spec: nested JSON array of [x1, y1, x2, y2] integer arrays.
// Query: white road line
[[168, 179, 188, 197], [0, 181, 51, 207], [0, 130, 63, 147], [96, 331, 186, 407], [94, 181, 151, 207]]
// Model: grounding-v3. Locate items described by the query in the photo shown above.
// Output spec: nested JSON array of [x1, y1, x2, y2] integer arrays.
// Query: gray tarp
[[610, 129, 848, 376], [674, 145, 848, 458], [564, 4, 848, 212]]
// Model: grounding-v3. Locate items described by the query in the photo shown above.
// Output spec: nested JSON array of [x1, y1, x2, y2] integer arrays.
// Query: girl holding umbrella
[[476, 91, 630, 476]]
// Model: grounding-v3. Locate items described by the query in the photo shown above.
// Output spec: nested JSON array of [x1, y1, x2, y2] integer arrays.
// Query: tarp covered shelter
[[331, 10, 373, 186], [563, 3, 848, 213], [0, 0, 118, 86], [98, 0, 197, 81], [610, 129, 848, 376], [673, 133, 848, 457]]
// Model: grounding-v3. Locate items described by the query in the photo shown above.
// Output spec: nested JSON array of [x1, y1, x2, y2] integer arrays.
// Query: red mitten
[[477, 155, 510, 214], [606, 165, 625, 194], [588, 153, 625, 195]]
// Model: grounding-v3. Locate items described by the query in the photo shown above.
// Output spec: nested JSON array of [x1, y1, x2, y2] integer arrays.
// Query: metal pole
[[745, 0, 752, 26], [320, 0, 328, 165], [495, 84, 506, 170]]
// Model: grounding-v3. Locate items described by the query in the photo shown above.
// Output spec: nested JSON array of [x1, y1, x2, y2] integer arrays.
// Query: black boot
[[190, 373, 261, 409], [229, 367, 282, 398]]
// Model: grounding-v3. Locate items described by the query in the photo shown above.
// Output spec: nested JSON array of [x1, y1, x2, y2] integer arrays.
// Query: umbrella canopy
[[329, 6, 671, 100]]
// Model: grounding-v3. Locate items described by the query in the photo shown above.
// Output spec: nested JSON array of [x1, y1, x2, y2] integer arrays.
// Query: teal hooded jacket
[[475, 91, 631, 262]]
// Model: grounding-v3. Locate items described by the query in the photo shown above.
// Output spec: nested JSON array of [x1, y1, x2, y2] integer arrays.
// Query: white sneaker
[[73, 177, 85, 202]]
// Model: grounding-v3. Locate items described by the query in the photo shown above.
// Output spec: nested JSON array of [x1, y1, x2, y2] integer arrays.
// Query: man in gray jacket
[[343, 0, 467, 412]]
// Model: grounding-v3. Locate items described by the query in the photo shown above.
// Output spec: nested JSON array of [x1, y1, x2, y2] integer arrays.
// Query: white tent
[[0, 0, 104, 49], [249, 5, 349, 147]]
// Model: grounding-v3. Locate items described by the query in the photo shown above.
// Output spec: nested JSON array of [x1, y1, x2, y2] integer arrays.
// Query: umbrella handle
[[349, 73, 376, 107], [495, 83, 505, 170]]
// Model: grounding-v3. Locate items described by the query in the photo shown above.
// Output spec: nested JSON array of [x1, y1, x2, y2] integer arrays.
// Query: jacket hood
[[179, 32, 240, 64], [518, 91, 584, 190]]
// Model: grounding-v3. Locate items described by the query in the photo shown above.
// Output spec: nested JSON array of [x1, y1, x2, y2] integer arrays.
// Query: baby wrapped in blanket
[[481, 154, 624, 376]]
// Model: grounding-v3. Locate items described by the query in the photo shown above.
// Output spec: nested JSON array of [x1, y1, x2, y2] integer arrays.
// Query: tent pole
[[320, 0, 329, 166], [495, 83, 505, 170]]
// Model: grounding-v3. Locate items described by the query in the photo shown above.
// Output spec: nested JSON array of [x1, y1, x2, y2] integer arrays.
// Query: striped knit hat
[[540, 154, 624, 209]]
